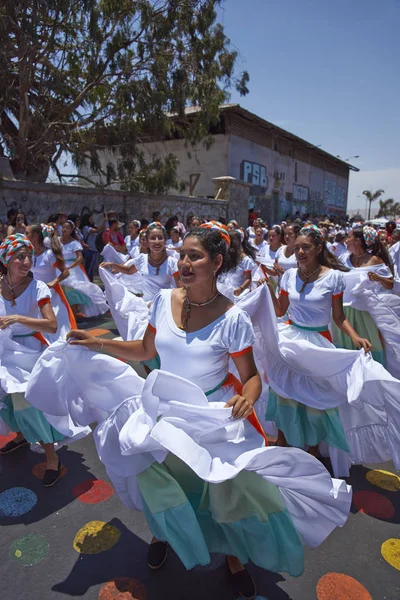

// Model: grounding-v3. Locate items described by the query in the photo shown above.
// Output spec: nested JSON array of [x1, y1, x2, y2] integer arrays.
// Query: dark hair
[[67, 213, 80, 226], [29, 223, 64, 263], [185, 227, 240, 278], [165, 216, 178, 235], [64, 220, 78, 239], [108, 218, 119, 228], [352, 226, 392, 271], [16, 211, 28, 225], [269, 225, 285, 244], [230, 231, 257, 261], [287, 223, 302, 236], [81, 213, 93, 228], [335, 231, 346, 243], [147, 223, 167, 240], [7, 209, 18, 226], [298, 229, 349, 272]]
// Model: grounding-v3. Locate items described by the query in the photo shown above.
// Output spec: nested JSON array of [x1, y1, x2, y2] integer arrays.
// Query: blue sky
[[219, 0, 400, 211]]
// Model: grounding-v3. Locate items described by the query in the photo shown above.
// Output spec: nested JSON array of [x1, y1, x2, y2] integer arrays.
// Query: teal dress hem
[[265, 390, 349, 452], [0, 396, 64, 445]]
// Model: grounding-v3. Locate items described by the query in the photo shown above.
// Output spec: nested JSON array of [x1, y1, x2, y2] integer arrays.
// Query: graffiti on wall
[[293, 184, 309, 202], [240, 160, 269, 210], [325, 180, 336, 206]]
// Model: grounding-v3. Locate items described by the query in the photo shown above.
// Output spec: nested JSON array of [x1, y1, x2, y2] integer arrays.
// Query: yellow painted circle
[[366, 469, 400, 492], [381, 538, 400, 571], [73, 521, 120, 555]]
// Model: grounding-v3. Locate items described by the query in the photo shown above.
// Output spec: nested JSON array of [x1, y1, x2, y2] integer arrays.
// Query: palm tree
[[362, 189, 385, 220], [376, 198, 400, 219]]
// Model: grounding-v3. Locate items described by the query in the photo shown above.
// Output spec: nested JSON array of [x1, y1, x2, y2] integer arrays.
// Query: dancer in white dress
[[332, 226, 395, 367], [124, 220, 141, 255], [0, 234, 63, 486], [52, 222, 351, 599], [26, 224, 77, 343], [264, 225, 371, 458], [100, 222, 179, 302], [60, 220, 108, 318], [246, 218, 267, 242], [218, 229, 256, 301], [251, 225, 269, 256]]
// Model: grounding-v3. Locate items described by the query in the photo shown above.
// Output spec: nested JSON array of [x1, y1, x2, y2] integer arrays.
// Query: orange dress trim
[[33, 332, 49, 346], [38, 298, 51, 308], [230, 346, 252, 358], [53, 282, 77, 329], [332, 292, 344, 299], [285, 319, 333, 343], [147, 323, 156, 334], [223, 372, 268, 445]]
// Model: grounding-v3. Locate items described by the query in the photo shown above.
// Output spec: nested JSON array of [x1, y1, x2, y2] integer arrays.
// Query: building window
[[286, 192, 293, 203], [274, 143, 278, 151]]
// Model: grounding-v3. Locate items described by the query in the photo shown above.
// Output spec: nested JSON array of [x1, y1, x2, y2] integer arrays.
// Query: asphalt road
[[0, 309, 399, 600]]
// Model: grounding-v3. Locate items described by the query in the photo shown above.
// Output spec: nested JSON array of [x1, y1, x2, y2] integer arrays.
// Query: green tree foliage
[[362, 189, 385, 220], [376, 198, 400, 219], [0, 0, 249, 190]]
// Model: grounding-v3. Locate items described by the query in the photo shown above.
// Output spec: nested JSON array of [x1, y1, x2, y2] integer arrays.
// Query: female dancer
[[264, 225, 371, 458], [61, 223, 351, 599], [26, 223, 76, 342], [219, 230, 256, 300], [59, 221, 108, 318], [125, 220, 141, 256], [251, 225, 269, 256], [166, 226, 183, 250], [332, 226, 394, 365], [100, 222, 179, 301], [246, 218, 267, 242], [0, 234, 63, 486]]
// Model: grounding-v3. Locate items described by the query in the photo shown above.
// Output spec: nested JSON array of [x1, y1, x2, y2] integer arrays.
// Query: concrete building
[[79, 104, 359, 224]]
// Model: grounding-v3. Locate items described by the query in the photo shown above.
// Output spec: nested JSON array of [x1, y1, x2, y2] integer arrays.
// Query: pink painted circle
[[317, 573, 372, 600], [72, 479, 114, 504], [352, 490, 395, 520]]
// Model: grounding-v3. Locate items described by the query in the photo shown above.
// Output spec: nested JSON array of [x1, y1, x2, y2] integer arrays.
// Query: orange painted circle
[[98, 578, 146, 600], [32, 462, 67, 481], [72, 479, 114, 504], [316, 573, 372, 600], [0, 432, 17, 447], [352, 490, 395, 520]]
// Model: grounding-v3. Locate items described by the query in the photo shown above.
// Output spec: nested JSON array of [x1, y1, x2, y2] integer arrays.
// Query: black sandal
[[148, 542, 168, 570], [43, 460, 62, 487], [0, 438, 29, 454], [226, 558, 257, 600]]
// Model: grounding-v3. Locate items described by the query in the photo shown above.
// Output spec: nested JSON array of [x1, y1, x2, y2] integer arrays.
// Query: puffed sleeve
[[331, 270, 346, 297], [225, 309, 256, 358], [36, 280, 52, 308], [71, 240, 83, 252], [148, 291, 165, 333], [167, 256, 179, 276], [242, 256, 256, 272], [279, 269, 291, 296]]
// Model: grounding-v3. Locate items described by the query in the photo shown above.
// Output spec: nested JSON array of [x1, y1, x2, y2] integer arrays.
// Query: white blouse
[[275, 245, 298, 271], [60, 240, 83, 263], [0, 279, 51, 337], [149, 289, 255, 393], [280, 268, 345, 328]]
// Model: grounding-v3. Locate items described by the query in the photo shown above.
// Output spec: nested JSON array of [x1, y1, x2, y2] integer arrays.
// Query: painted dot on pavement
[[73, 521, 120, 554], [98, 577, 146, 599], [72, 479, 114, 504], [0, 432, 17, 447], [381, 538, 400, 571], [9, 534, 49, 566], [0, 487, 37, 518], [365, 469, 400, 492], [316, 573, 372, 600], [32, 462, 67, 481], [352, 490, 395, 520]]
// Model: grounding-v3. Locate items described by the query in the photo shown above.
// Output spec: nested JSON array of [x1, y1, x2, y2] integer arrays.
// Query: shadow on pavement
[[0, 445, 92, 525], [51, 516, 293, 600]]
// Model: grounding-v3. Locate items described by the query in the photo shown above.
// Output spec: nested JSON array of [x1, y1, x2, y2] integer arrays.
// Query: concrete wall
[[0, 179, 231, 228], [78, 135, 229, 198], [227, 135, 349, 224]]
